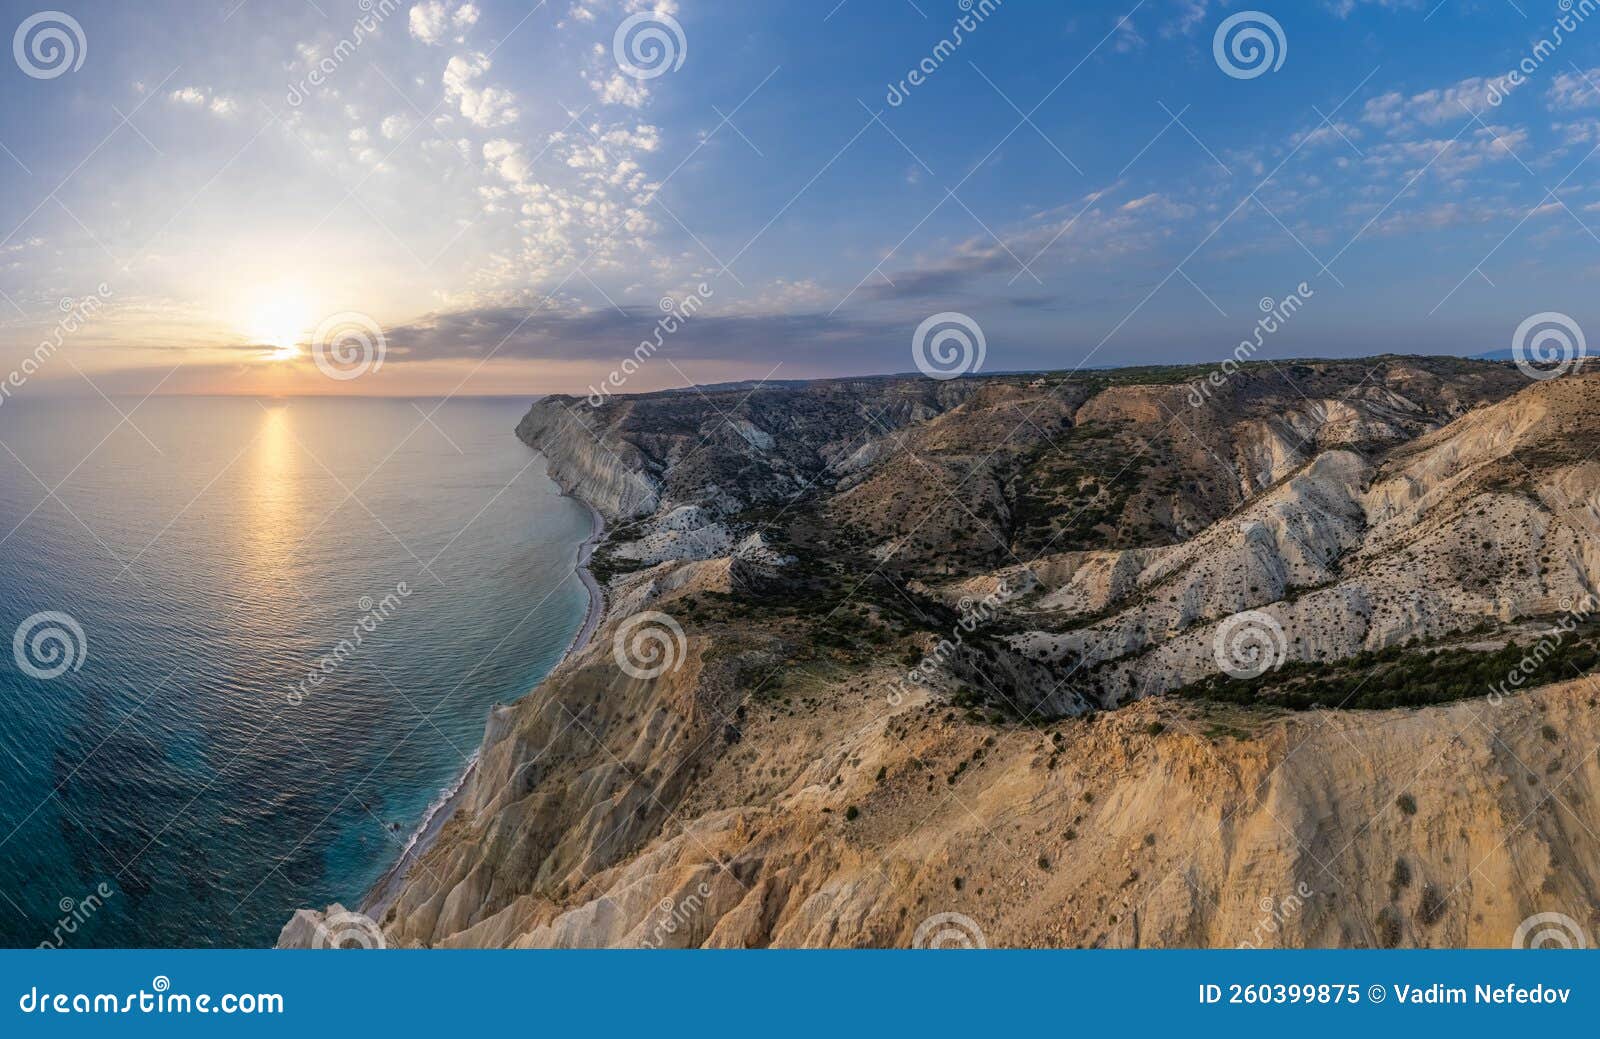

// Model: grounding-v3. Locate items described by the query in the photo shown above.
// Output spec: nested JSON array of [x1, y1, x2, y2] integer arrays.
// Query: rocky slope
[[285, 356, 1600, 949]]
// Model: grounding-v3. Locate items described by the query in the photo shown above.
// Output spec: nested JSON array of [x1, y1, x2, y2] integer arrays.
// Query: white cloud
[[484, 138, 534, 188], [1362, 76, 1497, 131], [380, 113, 411, 140], [443, 52, 520, 127], [588, 70, 650, 108], [410, 0, 480, 45], [169, 86, 236, 117], [1364, 125, 1527, 179], [583, 42, 651, 108], [1550, 68, 1600, 110]]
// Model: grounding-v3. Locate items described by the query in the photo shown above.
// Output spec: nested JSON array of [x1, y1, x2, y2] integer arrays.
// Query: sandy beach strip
[[362, 489, 606, 921]]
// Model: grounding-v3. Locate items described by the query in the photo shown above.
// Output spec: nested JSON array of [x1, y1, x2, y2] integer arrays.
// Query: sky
[[1, 0, 1599, 396]]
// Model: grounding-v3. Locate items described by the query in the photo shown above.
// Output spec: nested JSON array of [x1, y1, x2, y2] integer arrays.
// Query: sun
[[244, 290, 314, 362]]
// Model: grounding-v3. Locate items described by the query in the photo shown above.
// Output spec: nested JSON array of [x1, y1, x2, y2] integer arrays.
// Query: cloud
[[1362, 76, 1498, 131], [443, 52, 520, 127], [377, 301, 908, 370], [410, 0, 480, 45], [1550, 67, 1600, 110], [483, 138, 533, 187], [1162, 0, 1209, 37], [1363, 125, 1527, 179], [169, 86, 238, 117], [380, 113, 411, 140], [864, 187, 1189, 301], [585, 43, 651, 108]]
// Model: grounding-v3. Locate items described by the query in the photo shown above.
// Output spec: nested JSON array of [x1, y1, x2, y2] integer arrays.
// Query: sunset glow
[[1, 1, 1594, 399]]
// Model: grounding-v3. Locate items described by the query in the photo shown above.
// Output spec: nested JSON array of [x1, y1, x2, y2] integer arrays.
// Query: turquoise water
[[0, 396, 589, 947]]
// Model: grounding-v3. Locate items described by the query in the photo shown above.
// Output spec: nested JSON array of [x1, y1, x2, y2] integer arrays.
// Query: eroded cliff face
[[290, 357, 1600, 949], [516, 401, 661, 521], [993, 375, 1600, 705], [372, 598, 1600, 948]]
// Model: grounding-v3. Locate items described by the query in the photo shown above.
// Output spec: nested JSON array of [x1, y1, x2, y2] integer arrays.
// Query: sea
[[0, 395, 591, 947]]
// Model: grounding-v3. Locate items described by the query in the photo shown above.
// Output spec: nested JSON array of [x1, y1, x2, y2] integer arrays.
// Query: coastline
[[361, 482, 607, 923]]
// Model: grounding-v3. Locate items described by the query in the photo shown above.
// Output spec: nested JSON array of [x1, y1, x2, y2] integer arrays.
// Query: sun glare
[[244, 290, 314, 362]]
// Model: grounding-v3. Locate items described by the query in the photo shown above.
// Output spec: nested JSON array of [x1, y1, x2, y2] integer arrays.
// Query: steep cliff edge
[[375, 662, 1600, 947], [289, 356, 1600, 948]]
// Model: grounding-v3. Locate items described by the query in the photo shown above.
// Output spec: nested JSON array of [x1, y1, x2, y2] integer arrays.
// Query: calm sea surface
[[0, 396, 589, 947]]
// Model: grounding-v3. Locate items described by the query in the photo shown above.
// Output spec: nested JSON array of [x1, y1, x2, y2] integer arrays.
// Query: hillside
[[284, 355, 1600, 949]]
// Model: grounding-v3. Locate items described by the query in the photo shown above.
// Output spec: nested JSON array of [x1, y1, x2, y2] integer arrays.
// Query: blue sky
[[1, 0, 1599, 395]]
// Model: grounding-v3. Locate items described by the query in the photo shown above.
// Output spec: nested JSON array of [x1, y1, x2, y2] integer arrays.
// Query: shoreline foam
[[361, 476, 606, 923]]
